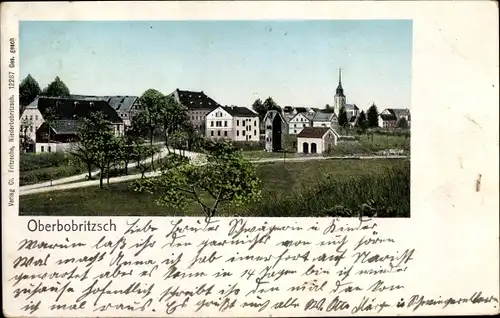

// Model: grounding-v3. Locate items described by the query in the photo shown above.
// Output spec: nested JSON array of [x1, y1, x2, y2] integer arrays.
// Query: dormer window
[[90, 102, 94, 107]]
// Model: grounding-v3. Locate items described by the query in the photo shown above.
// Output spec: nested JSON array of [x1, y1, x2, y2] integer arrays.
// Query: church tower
[[334, 68, 346, 115]]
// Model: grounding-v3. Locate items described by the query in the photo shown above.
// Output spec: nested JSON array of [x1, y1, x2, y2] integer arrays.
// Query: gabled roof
[[220, 106, 258, 118], [37, 97, 122, 123], [380, 113, 397, 121], [344, 104, 359, 111], [290, 111, 312, 122], [102, 96, 139, 112], [173, 89, 220, 110], [44, 120, 81, 135], [312, 112, 336, 122], [297, 127, 336, 138], [264, 110, 288, 127], [389, 108, 410, 118]]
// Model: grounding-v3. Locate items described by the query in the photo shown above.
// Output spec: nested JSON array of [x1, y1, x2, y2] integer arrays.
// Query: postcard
[[1, 1, 498, 317]]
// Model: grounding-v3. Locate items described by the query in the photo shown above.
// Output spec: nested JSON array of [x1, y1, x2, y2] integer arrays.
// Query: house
[[170, 89, 220, 134], [288, 112, 314, 135], [20, 97, 45, 143], [312, 111, 339, 130], [205, 106, 259, 142], [101, 95, 140, 126], [35, 97, 124, 153], [344, 104, 360, 119], [264, 110, 288, 152], [378, 108, 411, 128], [297, 127, 339, 154]]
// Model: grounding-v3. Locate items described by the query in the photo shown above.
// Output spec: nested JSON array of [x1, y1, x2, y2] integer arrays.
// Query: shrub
[[20, 165, 84, 186]]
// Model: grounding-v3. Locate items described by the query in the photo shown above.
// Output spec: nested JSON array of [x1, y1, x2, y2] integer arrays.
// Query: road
[[19, 152, 407, 196]]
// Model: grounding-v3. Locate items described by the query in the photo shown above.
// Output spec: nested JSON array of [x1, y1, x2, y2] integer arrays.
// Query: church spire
[[335, 68, 344, 96]]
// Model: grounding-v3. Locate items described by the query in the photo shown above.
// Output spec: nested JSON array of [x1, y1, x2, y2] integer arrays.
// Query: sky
[[20, 20, 412, 110]]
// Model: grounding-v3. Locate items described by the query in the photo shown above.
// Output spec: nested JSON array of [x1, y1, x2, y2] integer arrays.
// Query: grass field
[[20, 158, 410, 217]]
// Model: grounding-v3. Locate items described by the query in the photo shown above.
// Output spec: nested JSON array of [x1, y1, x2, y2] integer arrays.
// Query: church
[[334, 69, 360, 125]]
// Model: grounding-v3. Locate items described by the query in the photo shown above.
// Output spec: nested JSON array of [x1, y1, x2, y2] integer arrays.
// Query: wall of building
[[288, 113, 311, 135], [36, 142, 76, 153], [206, 108, 233, 140], [233, 117, 259, 142], [20, 108, 44, 142], [297, 137, 324, 154]]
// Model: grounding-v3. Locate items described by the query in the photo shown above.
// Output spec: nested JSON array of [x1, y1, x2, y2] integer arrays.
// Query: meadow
[[20, 158, 410, 218]]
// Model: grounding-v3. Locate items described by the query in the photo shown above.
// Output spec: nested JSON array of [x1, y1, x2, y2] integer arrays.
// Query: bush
[[20, 165, 84, 186], [20, 152, 75, 172]]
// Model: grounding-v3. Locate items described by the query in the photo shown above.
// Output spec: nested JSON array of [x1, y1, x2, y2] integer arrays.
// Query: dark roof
[[312, 112, 335, 122], [294, 107, 307, 113], [47, 120, 81, 135], [389, 108, 410, 118], [174, 89, 220, 110], [297, 127, 332, 138], [283, 106, 294, 113], [37, 97, 122, 123], [380, 114, 397, 121], [102, 96, 138, 112], [349, 115, 358, 123], [344, 104, 359, 110], [221, 106, 258, 117]]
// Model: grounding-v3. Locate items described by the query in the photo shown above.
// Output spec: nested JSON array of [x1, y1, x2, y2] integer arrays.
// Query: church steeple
[[334, 68, 346, 115], [336, 68, 345, 96]]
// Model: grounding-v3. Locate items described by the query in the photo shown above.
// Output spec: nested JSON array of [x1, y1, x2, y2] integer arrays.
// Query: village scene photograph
[[18, 20, 412, 218]]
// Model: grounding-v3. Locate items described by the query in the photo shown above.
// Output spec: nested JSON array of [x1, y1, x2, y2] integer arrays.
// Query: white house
[[297, 127, 339, 154], [378, 108, 411, 128], [206, 106, 259, 142], [288, 112, 313, 135], [312, 112, 338, 129], [20, 97, 45, 143]]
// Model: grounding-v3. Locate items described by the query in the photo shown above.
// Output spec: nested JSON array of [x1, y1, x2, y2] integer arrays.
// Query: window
[[242, 130, 246, 136], [48, 146, 52, 153], [254, 120, 257, 126], [224, 131, 228, 136], [35, 115, 38, 121], [41, 146, 44, 152], [237, 120, 239, 126], [249, 135, 252, 140], [217, 131, 221, 136], [294, 124, 297, 128], [294, 130, 297, 134], [30, 126, 33, 132], [266, 125, 272, 129], [30, 115, 33, 120], [211, 121, 214, 127], [224, 121, 227, 127], [210, 131, 214, 136], [303, 124, 306, 128], [237, 130, 239, 136]]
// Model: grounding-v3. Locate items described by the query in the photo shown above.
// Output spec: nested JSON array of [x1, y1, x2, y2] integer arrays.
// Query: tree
[[20, 117, 34, 152], [159, 96, 190, 153], [19, 74, 41, 115], [367, 103, 379, 128], [325, 104, 334, 113], [263, 97, 281, 113], [132, 141, 159, 178], [42, 76, 70, 97], [134, 89, 165, 169], [252, 98, 265, 120], [43, 107, 57, 153], [74, 112, 119, 188], [356, 110, 368, 132], [133, 140, 261, 220], [338, 106, 348, 129], [397, 117, 409, 129]]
